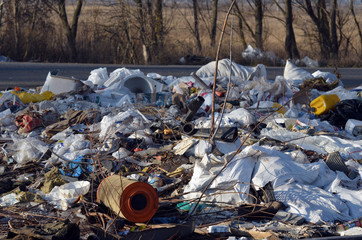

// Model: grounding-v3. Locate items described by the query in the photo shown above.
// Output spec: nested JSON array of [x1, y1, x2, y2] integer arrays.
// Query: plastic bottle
[[336, 218, 362, 232], [345, 119, 362, 136], [310, 94, 340, 115]]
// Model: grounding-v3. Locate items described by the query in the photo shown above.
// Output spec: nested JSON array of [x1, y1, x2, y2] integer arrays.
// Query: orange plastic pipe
[[97, 175, 158, 223]]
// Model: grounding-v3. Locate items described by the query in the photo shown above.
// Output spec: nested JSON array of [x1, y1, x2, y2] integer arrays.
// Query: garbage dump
[[0, 61, 361, 240]]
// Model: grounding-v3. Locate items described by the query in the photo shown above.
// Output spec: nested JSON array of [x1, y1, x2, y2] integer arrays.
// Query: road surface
[[0, 62, 361, 90]]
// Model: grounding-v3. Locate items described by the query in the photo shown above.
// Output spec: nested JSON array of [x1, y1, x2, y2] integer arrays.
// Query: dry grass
[[1, 2, 361, 66]]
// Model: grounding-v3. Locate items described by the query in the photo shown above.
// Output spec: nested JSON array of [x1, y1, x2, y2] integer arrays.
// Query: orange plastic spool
[[97, 175, 158, 223]]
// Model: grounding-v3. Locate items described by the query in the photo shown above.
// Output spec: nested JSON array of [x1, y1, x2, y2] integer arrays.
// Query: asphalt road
[[0, 62, 361, 90]]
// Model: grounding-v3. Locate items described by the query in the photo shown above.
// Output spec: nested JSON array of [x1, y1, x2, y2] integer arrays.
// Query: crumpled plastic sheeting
[[196, 59, 267, 81], [42, 181, 90, 210], [275, 183, 351, 224], [104, 68, 142, 88], [87, 67, 109, 86], [46, 134, 93, 167], [260, 128, 362, 158], [312, 70, 338, 85], [0, 109, 16, 131], [240, 76, 294, 104], [10, 136, 48, 165], [326, 171, 362, 219], [99, 109, 150, 139], [51, 97, 101, 115], [310, 86, 359, 101], [183, 146, 258, 204], [251, 146, 327, 190], [193, 108, 255, 129]]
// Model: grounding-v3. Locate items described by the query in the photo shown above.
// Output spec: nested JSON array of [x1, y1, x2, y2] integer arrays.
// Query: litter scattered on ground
[[0, 59, 361, 240]]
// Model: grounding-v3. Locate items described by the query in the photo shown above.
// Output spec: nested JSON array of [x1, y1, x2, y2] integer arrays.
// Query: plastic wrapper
[[87, 67, 109, 86], [10, 136, 48, 165], [43, 181, 90, 210], [11, 91, 53, 104]]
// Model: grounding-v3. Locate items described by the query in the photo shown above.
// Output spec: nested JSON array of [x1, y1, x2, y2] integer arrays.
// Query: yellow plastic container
[[310, 94, 340, 115]]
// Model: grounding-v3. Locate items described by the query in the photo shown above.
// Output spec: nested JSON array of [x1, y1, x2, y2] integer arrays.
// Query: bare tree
[[154, 0, 163, 48], [0, 0, 4, 28], [296, 0, 340, 62], [350, 0, 362, 58], [46, 0, 84, 62], [10, 0, 21, 58], [193, 0, 202, 54], [210, 0, 218, 47], [133, 0, 165, 64], [273, 0, 300, 59], [234, 0, 264, 51], [254, 0, 263, 50], [234, 3, 247, 50]]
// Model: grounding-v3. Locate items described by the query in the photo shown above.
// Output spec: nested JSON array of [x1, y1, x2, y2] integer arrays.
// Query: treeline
[[0, 0, 361, 66]]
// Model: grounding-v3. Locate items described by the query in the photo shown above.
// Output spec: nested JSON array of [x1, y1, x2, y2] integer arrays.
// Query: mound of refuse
[[0, 59, 361, 239]]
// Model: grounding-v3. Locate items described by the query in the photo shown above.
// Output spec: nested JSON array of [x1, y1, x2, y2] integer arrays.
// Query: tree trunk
[[210, 0, 218, 47], [234, 3, 247, 50], [24, 0, 40, 60], [303, 0, 333, 62], [0, 0, 4, 28], [193, 0, 202, 54], [254, 0, 263, 51], [57, 0, 83, 62], [350, 0, 362, 58], [330, 0, 338, 60], [284, 0, 299, 59], [154, 0, 163, 48], [12, 0, 21, 60], [135, 0, 151, 64]]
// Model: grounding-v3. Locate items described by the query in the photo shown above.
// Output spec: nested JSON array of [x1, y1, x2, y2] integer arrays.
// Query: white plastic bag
[[44, 181, 90, 210], [224, 108, 256, 127], [112, 147, 131, 159], [194, 140, 212, 158], [11, 136, 48, 165], [87, 67, 109, 86]]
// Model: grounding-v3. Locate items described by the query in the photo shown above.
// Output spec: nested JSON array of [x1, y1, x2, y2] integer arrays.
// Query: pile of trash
[[0, 59, 361, 240]]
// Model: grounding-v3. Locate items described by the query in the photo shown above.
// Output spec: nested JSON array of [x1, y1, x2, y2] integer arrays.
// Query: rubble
[[0, 60, 361, 240]]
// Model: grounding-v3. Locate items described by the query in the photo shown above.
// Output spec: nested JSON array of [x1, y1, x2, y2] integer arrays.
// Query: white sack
[[196, 59, 266, 81], [283, 60, 313, 86]]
